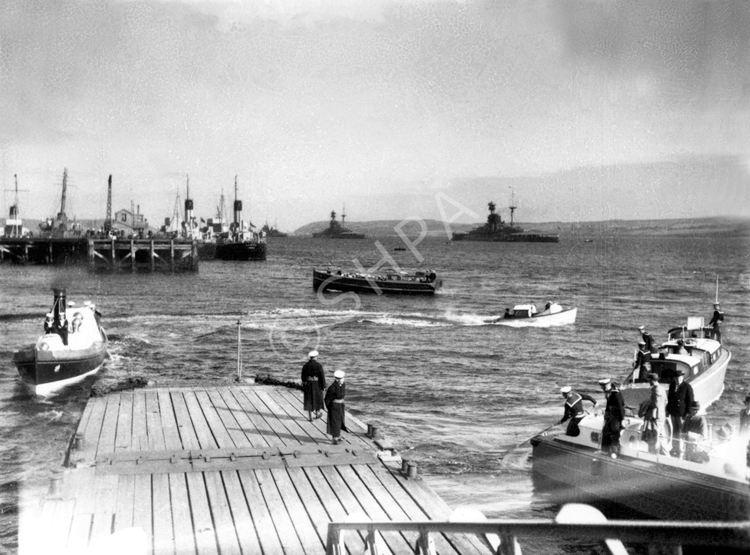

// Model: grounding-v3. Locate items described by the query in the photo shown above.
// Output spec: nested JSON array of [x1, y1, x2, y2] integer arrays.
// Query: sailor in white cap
[[325, 370, 348, 444], [559, 386, 597, 437], [638, 325, 656, 353], [44, 312, 54, 334], [633, 339, 652, 380], [301, 349, 326, 422], [599, 378, 625, 457], [708, 302, 724, 344]]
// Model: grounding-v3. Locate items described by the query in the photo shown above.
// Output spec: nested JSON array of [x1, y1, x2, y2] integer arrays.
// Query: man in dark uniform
[[599, 378, 625, 456], [708, 302, 724, 343], [325, 370, 347, 444], [633, 340, 652, 380], [638, 325, 657, 353], [301, 350, 326, 421], [559, 386, 597, 437], [667, 368, 695, 458]]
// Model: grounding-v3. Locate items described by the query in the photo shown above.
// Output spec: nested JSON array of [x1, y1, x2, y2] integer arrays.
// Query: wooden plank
[[255, 389, 309, 445], [236, 470, 284, 555], [168, 473, 195, 555], [269, 468, 326, 554], [221, 470, 264, 555], [255, 468, 306, 554], [133, 474, 154, 555], [66, 513, 93, 554], [152, 473, 175, 555], [182, 389, 219, 449], [230, 389, 286, 448], [216, 387, 266, 448], [113, 473, 136, 531], [47, 498, 76, 552], [157, 390, 182, 450], [336, 465, 415, 554], [96, 393, 122, 458], [194, 389, 235, 449], [171, 390, 200, 451], [89, 474, 119, 544], [270, 387, 330, 443], [145, 390, 167, 451], [207, 388, 251, 449], [285, 467, 334, 548], [302, 467, 367, 553], [115, 391, 134, 452], [132, 390, 148, 451], [186, 472, 217, 554], [203, 471, 242, 555], [77, 395, 108, 465]]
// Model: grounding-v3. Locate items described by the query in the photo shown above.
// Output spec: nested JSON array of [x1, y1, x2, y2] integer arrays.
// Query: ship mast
[[509, 186, 517, 227], [341, 204, 346, 225], [104, 175, 112, 233], [183, 174, 195, 238], [57, 168, 69, 223]]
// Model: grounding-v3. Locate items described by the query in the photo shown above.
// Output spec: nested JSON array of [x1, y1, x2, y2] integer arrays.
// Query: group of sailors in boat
[[323, 267, 437, 283], [557, 302, 743, 466], [43, 300, 101, 346]]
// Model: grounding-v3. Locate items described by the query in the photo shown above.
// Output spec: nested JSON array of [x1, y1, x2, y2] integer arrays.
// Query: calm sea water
[[1, 233, 749, 551]]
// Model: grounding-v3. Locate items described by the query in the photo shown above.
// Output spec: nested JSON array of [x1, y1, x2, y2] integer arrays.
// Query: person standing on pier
[[325, 370, 347, 445], [667, 368, 694, 458], [599, 378, 625, 456], [559, 386, 597, 437], [708, 302, 724, 343], [301, 350, 326, 422]]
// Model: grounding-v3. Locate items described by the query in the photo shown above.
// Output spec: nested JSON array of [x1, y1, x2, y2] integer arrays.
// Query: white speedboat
[[492, 302, 577, 327]]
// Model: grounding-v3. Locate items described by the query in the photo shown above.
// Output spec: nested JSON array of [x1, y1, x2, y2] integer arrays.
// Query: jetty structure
[[22, 383, 750, 554]]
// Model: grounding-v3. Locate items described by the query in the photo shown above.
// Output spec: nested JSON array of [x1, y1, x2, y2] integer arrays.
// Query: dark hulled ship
[[452, 201, 559, 243], [312, 209, 365, 239]]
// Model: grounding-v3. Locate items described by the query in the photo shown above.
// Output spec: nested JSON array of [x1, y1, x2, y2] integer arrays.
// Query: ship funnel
[[52, 288, 67, 326]]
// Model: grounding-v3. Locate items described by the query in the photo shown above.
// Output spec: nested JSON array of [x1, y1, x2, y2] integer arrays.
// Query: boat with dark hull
[[261, 223, 287, 238], [13, 289, 108, 395], [620, 317, 730, 411], [531, 412, 750, 521], [451, 201, 559, 243], [313, 268, 441, 295], [312, 209, 365, 239], [492, 302, 577, 327], [192, 177, 267, 261]]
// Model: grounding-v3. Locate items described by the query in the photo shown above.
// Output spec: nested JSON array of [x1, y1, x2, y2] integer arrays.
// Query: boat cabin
[[628, 337, 723, 385], [509, 304, 538, 318]]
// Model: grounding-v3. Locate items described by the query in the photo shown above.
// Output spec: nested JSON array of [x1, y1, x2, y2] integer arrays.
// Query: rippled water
[[1, 233, 748, 550]]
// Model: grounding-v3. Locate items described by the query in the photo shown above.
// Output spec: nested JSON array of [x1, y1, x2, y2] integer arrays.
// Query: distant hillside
[[294, 217, 750, 238]]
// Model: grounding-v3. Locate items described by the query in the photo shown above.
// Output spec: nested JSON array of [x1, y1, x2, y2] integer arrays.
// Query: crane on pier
[[103, 175, 113, 234]]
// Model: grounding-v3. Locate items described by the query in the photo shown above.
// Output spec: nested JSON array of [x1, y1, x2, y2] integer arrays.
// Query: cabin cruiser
[[493, 302, 577, 327]]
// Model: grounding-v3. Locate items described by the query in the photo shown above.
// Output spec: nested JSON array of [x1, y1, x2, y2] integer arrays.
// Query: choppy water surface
[[1, 233, 749, 551]]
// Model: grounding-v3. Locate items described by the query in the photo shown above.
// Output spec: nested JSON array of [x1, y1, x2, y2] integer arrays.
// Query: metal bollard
[[366, 424, 373, 437], [401, 459, 410, 474], [73, 432, 84, 451], [49, 469, 64, 497], [406, 462, 418, 479], [370, 425, 379, 439]]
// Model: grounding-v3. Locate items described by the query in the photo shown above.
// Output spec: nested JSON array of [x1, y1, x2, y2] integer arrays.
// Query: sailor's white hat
[[598, 378, 611, 385], [45, 313, 53, 318], [334, 370, 345, 379], [308, 350, 318, 358], [83, 301, 92, 306], [560, 386, 571, 394], [67, 301, 75, 307], [638, 325, 645, 331]]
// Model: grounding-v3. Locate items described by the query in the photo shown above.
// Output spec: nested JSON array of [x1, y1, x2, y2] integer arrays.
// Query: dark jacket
[[667, 380, 695, 418], [301, 359, 326, 390], [605, 389, 625, 423], [561, 391, 597, 423]]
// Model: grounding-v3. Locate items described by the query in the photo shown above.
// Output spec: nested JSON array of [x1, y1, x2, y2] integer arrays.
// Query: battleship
[[312, 209, 365, 239], [452, 199, 559, 243]]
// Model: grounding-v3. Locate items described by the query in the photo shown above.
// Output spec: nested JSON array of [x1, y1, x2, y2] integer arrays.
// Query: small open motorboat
[[492, 302, 577, 327], [531, 411, 750, 521], [312, 268, 441, 295], [13, 288, 108, 395], [620, 316, 730, 411]]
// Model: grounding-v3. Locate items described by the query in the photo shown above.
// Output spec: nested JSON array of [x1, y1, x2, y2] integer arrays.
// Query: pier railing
[[326, 504, 750, 555]]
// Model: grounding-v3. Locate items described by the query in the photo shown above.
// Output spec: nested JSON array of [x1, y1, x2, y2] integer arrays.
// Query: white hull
[[493, 307, 577, 328]]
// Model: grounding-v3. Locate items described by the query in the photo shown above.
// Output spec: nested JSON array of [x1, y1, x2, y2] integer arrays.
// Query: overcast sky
[[2, 0, 749, 231]]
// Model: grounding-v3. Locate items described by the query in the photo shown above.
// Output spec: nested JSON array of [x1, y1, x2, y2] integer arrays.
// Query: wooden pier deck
[[21, 385, 492, 555]]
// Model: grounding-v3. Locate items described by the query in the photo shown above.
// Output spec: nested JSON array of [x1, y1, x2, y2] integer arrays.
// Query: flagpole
[[715, 275, 719, 304]]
